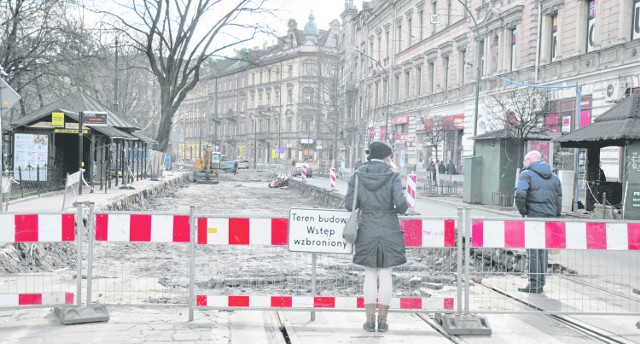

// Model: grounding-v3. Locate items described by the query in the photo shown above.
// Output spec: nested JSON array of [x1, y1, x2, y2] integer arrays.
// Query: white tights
[[363, 267, 392, 305]]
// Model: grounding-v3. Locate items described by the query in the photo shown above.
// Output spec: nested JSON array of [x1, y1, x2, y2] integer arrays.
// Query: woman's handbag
[[342, 175, 359, 244]]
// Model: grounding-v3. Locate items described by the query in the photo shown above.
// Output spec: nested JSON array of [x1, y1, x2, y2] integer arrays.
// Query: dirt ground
[[0, 169, 460, 305], [132, 169, 319, 216]]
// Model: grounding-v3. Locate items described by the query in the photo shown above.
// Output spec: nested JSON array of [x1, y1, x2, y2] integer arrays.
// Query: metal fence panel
[[0, 212, 77, 309], [193, 214, 459, 313], [466, 216, 640, 315], [89, 212, 191, 307]]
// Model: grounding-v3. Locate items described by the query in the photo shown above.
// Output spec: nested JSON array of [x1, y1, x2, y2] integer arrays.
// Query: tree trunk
[[155, 88, 177, 152]]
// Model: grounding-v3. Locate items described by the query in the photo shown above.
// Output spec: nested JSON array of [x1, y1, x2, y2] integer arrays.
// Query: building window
[[394, 75, 400, 100], [377, 35, 382, 61], [427, 61, 435, 93], [551, 13, 558, 61], [458, 50, 465, 85], [275, 69, 280, 80], [510, 28, 517, 71], [442, 56, 449, 89], [385, 29, 390, 57], [370, 40, 374, 56], [288, 65, 293, 78], [396, 23, 402, 52], [383, 78, 388, 103], [302, 87, 314, 103], [287, 89, 293, 104], [405, 70, 410, 99], [587, 0, 596, 52], [408, 18, 413, 46], [416, 66, 422, 95], [260, 71, 263, 83], [419, 10, 424, 40], [375, 81, 380, 105], [447, 0, 452, 26], [634, 0, 640, 40], [479, 39, 485, 75], [431, 0, 438, 34], [304, 60, 317, 76]]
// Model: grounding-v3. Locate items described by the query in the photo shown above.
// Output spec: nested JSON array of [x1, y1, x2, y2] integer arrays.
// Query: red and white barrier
[[401, 219, 456, 248], [472, 220, 640, 250], [95, 213, 191, 242], [0, 292, 74, 307], [301, 165, 307, 182], [0, 214, 75, 243], [197, 217, 288, 245], [330, 167, 337, 189], [195, 295, 454, 311], [406, 173, 417, 209], [196, 217, 455, 248]]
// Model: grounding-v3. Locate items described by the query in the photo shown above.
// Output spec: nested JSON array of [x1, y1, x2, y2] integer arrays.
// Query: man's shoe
[[518, 285, 543, 293]]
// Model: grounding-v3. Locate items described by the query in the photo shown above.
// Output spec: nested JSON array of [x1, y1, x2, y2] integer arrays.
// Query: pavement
[[1, 171, 638, 343]]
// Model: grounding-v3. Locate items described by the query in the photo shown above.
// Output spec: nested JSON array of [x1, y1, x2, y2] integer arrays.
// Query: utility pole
[[456, 0, 482, 156]]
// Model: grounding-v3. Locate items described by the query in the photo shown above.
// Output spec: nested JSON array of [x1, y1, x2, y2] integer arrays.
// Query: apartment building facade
[[341, 0, 640, 176], [176, 14, 343, 168]]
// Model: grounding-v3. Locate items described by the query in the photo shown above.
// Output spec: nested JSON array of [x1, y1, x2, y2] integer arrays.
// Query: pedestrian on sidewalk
[[345, 140, 408, 333], [428, 161, 435, 185], [515, 150, 562, 294]]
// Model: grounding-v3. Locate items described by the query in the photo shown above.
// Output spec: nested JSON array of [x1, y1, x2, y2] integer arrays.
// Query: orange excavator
[[193, 144, 220, 184]]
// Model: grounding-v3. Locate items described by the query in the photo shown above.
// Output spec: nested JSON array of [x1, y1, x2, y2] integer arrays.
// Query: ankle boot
[[363, 304, 376, 332], [377, 304, 389, 332]]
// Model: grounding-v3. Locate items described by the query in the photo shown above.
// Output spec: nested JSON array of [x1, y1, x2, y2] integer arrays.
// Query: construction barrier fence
[[1, 205, 639, 329], [0, 212, 77, 309]]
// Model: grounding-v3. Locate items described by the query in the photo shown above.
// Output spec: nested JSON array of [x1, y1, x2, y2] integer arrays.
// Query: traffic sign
[[288, 208, 353, 254]]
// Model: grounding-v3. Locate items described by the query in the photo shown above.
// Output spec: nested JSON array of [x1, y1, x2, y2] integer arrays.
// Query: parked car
[[221, 160, 237, 173], [237, 160, 250, 169], [293, 162, 313, 177]]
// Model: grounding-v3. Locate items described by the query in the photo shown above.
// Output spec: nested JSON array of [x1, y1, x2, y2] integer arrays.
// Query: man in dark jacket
[[446, 160, 457, 175], [514, 150, 562, 293]]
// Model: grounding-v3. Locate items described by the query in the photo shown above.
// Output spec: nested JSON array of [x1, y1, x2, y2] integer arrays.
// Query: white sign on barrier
[[288, 208, 353, 254]]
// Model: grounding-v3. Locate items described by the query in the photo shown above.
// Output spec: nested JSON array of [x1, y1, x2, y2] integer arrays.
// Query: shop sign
[[393, 116, 410, 125]]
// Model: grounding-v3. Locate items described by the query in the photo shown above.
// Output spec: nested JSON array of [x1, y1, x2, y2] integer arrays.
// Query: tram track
[[478, 280, 637, 343]]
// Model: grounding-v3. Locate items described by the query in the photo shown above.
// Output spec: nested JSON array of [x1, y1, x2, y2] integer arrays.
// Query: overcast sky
[[269, 0, 363, 36]]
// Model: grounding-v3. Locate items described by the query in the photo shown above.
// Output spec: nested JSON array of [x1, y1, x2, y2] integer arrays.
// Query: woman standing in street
[[345, 141, 409, 332]]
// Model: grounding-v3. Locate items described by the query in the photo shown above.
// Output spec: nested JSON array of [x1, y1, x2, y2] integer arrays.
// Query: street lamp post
[[352, 49, 391, 143], [456, 0, 482, 156], [252, 116, 257, 169]]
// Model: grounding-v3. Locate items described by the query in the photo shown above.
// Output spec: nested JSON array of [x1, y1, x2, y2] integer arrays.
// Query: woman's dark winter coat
[[345, 161, 409, 268]]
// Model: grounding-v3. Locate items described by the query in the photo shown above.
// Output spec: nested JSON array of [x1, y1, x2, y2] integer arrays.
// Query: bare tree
[[101, 0, 272, 152], [483, 87, 552, 165], [420, 114, 451, 163], [318, 53, 343, 167], [0, 0, 103, 118]]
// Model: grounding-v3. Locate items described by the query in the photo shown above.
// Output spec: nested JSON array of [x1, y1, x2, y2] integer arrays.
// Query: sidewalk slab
[[6, 172, 189, 212]]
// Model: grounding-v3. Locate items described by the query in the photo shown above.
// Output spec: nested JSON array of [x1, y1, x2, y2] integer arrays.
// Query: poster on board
[[13, 133, 48, 181]]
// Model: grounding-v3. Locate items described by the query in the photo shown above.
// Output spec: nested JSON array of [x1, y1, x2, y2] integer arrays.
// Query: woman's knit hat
[[366, 141, 393, 160]]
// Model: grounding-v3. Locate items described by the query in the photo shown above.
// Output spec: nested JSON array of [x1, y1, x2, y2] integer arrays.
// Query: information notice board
[[13, 133, 48, 181], [288, 208, 353, 254]]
